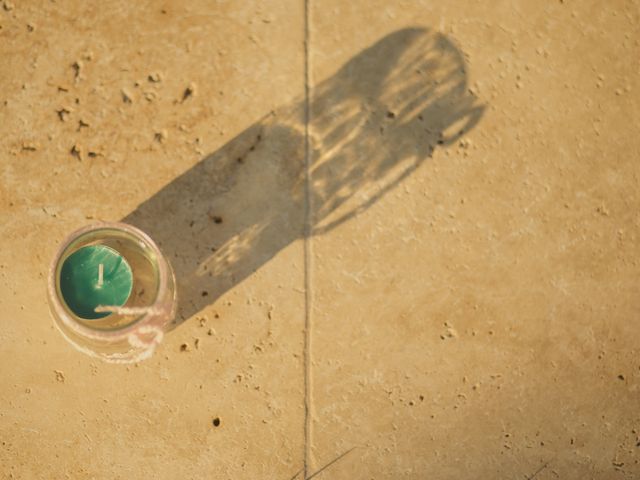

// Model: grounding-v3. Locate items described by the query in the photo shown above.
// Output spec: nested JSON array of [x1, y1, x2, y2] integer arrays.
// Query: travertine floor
[[1, 1, 639, 479]]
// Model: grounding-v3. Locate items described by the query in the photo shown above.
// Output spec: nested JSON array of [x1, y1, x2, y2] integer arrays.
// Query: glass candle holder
[[48, 222, 177, 363]]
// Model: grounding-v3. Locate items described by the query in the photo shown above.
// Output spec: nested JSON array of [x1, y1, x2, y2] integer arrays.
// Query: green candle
[[60, 245, 133, 319]]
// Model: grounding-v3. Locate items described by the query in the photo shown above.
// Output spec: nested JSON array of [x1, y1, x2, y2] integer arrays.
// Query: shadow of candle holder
[[122, 27, 485, 327]]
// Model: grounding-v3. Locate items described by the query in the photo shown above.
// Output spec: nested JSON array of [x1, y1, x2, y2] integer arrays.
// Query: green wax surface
[[60, 244, 133, 319]]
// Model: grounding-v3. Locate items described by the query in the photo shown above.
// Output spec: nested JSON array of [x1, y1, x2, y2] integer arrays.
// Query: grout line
[[302, 0, 312, 478]]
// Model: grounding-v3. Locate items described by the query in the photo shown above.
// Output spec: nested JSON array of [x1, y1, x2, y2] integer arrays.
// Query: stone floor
[[1, 1, 639, 478]]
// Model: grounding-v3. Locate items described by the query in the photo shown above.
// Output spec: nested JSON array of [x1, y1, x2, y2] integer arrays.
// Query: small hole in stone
[[202, 291, 208, 297], [212, 417, 221, 427]]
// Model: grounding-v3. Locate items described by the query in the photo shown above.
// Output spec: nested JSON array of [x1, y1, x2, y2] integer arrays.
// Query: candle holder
[[48, 222, 177, 363]]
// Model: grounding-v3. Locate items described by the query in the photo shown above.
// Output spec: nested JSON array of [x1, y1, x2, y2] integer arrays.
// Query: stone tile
[[308, 1, 640, 478], [0, 1, 305, 478]]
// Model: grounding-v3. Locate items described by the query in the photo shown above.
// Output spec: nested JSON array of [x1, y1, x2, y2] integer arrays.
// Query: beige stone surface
[[1, 0, 640, 479], [1, 1, 305, 478]]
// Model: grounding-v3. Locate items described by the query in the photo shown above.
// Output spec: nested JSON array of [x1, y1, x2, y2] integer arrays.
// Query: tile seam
[[302, 0, 313, 477]]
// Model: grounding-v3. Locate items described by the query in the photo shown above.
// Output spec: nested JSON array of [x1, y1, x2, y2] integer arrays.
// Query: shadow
[[123, 27, 485, 326]]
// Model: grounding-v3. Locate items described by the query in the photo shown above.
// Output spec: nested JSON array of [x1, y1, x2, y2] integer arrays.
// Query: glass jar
[[47, 222, 177, 363]]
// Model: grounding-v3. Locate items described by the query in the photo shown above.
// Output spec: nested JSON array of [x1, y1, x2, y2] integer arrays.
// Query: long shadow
[[123, 27, 485, 327]]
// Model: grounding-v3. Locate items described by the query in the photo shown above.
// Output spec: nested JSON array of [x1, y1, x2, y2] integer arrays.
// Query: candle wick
[[98, 263, 104, 287]]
